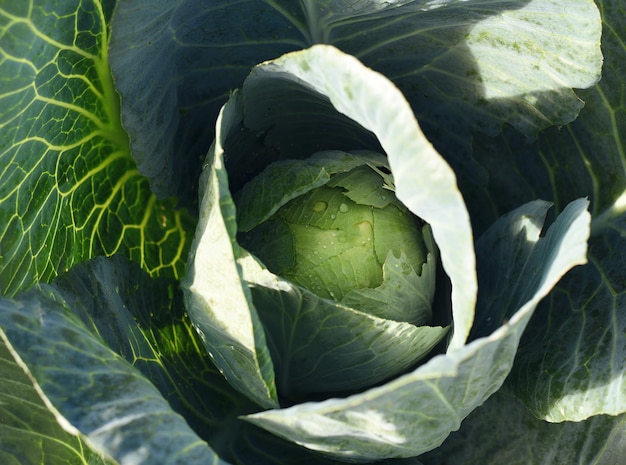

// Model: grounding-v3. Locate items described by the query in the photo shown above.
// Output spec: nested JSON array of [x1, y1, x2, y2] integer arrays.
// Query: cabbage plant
[[0, 1, 625, 465]]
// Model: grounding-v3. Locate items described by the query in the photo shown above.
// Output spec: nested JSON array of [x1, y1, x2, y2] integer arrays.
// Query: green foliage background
[[0, 0, 624, 464]]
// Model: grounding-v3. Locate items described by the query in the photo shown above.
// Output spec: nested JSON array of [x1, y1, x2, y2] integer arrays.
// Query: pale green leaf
[[341, 243, 438, 325], [182, 95, 279, 409], [235, 150, 386, 232]]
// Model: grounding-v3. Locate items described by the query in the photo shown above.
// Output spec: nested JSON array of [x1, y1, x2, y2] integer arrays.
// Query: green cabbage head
[[235, 153, 447, 398]]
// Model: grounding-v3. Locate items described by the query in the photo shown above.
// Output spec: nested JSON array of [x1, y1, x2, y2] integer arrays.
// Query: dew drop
[[339, 203, 349, 213], [330, 214, 337, 219], [313, 201, 328, 213]]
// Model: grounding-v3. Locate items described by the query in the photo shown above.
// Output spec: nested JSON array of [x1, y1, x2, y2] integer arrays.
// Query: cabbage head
[[235, 154, 447, 399], [182, 45, 591, 462]]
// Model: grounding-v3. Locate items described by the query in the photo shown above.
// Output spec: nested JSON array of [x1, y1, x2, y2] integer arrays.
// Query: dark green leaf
[[419, 390, 626, 465], [465, 0, 626, 423], [0, 337, 113, 465], [0, 256, 231, 465], [0, 0, 195, 297], [507, 208, 626, 421], [466, 0, 624, 233], [49, 255, 257, 432], [109, 0, 601, 203]]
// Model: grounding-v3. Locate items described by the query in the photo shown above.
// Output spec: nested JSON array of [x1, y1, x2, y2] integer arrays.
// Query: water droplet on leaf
[[313, 201, 328, 212]]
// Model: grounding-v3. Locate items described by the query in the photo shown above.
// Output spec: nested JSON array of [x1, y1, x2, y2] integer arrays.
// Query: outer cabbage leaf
[[468, 0, 623, 233], [0, 338, 113, 465], [0, 0, 194, 298], [0, 255, 233, 465], [419, 390, 626, 465], [108, 0, 601, 202], [463, 0, 626, 423], [48, 255, 260, 439], [506, 204, 626, 422], [181, 95, 280, 410]]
